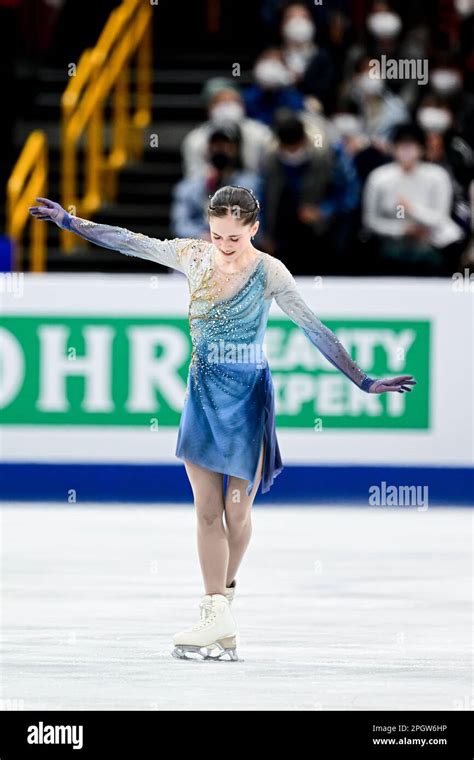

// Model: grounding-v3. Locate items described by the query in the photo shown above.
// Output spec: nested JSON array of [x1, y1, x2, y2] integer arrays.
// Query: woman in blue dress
[[29, 187, 416, 661]]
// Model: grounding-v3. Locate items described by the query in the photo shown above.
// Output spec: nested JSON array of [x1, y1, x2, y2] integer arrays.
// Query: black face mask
[[210, 151, 233, 170]]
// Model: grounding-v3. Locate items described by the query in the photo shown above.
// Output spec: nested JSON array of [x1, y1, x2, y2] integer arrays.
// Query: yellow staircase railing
[[5, 0, 153, 270], [61, 0, 152, 251], [6, 130, 48, 272]]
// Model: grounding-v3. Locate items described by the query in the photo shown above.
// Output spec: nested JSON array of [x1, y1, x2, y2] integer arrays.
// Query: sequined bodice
[[205, 247, 264, 302], [186, 247, 269, 372]]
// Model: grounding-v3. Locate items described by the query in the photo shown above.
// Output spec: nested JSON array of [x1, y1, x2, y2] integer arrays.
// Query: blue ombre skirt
[[175, 354, 283, 496]]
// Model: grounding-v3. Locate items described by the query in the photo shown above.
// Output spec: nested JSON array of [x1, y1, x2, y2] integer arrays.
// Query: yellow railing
[[6, 0, 152, 268], [61, 0, 152, 251], [6, 130, 48, 272]]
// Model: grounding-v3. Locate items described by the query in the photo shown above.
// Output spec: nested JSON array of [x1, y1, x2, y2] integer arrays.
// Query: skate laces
[[191, 597, 218, 631]]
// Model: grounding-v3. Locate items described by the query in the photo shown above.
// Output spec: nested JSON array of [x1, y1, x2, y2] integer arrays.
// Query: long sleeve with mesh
[[61, 212, 198, 273], [266, 257, 375, 392]]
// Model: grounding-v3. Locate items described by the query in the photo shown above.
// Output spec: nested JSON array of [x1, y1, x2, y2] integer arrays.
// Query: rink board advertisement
[[0, 273, 472, 503]]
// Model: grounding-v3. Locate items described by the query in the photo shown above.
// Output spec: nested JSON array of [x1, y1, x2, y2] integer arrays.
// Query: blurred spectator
[[261, 111, 359, 274], [243, 48, 305, 126], [416, 97, 474, 240], [344, 5, 403, 76], [266, 103, 333, 161], [342, 56, 410, 141], [427, 62, 474, 148], [329, 111, 392, 273], [416, 97, 474, 193], [344, 3, 428, 108], [362, 123, 465, 275], [182, 77, 273, 178], [172, 124, 264, 246], [278, 2, 336, 113], [261, 0, 353, 49], [330, 112, 392, 185]]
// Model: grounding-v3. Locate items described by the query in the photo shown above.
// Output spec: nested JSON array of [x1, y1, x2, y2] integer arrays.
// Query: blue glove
[[365, 375, 417, 394]]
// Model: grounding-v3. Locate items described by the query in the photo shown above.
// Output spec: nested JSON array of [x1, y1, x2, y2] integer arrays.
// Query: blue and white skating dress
[[60, 217, 374, 495]]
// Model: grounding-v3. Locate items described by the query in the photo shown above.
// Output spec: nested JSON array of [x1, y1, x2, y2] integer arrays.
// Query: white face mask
[[283, 16, 315, 44], [357, 73, 384, 97], [417, 107, 452, 133], [284, 49, 310, 76], [210, 101, 245, 125], [366, 11, 402, 38], [254, 60, 293, 89], [430, 69, 462, 95], [279, 145, 312, 165], [331, 113, 363, 138], [454, 0, 474, 17]]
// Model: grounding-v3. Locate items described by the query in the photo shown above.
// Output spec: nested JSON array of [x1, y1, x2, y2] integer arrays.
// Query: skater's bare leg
[[184, 460, 227, 597], [224, 440, 265, 587]]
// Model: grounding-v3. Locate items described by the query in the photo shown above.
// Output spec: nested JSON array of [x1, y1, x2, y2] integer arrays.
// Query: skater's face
[[209, 215, 259, 260]]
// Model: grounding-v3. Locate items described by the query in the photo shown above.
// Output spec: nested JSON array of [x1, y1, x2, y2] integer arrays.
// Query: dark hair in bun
[[208, 185, 260, 226]]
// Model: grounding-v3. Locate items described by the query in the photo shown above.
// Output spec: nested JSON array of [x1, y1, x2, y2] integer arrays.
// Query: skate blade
[[171, 637, 242, 662]]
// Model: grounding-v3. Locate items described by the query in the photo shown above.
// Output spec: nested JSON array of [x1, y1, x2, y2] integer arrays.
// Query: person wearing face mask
[[429, 63, 474, 149], [417, 99, 474, 240], [243, 49, 305, 127], [172, 125, 264, 245], [417, 98, 473, 190], [368, 7, 428, 109], [342, 56, 409, 141], [343, 3, 427, 108], [363, 123, 465, 275], [261, 111, 360, 274], [430, 67, 463, 100], [182, 77, 273, 180], [279, 2, 336, 113]]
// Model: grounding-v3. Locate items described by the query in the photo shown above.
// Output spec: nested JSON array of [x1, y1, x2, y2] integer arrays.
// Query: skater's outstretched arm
[[266, 257, 417, 394], [28, 197, 199, 273]]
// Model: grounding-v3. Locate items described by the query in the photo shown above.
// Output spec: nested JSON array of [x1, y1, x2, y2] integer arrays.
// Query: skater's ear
[[251, 220, 260, 237]]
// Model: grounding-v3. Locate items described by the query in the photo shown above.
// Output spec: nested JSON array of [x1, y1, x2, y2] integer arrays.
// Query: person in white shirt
[[362, 122, 464, 275]]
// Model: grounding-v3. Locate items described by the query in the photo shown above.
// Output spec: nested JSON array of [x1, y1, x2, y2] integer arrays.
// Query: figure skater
[[28, 187, 416, 661]]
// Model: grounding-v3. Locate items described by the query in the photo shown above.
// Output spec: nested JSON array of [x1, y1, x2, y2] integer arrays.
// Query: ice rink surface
[[1, 503, 472, 711]]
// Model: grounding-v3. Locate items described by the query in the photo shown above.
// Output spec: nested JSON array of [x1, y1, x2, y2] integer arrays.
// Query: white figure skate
[[172, 593, 240, 661]]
